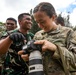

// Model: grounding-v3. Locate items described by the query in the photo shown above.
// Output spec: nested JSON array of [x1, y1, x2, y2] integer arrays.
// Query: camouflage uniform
[[33, 25, 76, 75], [1, 29, 34, 75], [0, 31, 6, 75], [0, 30, 18, 70]]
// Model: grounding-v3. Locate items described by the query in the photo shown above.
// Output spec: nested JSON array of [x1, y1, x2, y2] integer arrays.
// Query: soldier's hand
[[34, 40, 57, 52], [9, 32, 25, 43], [18, 50, 29, 61]]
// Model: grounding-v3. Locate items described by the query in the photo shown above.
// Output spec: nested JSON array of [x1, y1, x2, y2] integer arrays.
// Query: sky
[[0, 0, 76, 27]]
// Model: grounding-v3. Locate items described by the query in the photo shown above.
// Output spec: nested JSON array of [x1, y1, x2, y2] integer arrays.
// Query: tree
[[0, 22, 5, 32], [30, 16, 41, 34], [29, 9, 41, 34], [57, 12, 73, 28]]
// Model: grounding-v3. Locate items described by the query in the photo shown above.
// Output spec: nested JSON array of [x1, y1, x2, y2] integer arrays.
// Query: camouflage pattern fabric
[[0, 30, 17, 74], [0, 31, 6, 75], [1, 29, 34, 75], [33, 25, 76, 75]]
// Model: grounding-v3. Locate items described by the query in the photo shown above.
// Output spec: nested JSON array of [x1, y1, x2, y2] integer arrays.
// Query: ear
[[52, 14, 57, 21], [18, 20, 21, 25], [15, 25, 17, 28]]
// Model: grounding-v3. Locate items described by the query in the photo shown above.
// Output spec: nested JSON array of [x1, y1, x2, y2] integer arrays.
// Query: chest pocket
[[42, 33, 66, 47]]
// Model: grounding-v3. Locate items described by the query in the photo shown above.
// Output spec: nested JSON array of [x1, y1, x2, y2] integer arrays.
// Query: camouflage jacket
[[33, 25, 76, 75], [1, 29, 34, 75]]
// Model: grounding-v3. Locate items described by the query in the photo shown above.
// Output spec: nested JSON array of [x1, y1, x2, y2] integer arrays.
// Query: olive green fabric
[[1, 29, 34, 75], [33, 25, 76, 75]]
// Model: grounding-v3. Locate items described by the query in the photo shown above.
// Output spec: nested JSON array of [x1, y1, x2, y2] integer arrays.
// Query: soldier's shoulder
[[2, 29, 18, 37], [1, 31, 7, 36], [8, 29, 19, 33], [28, 32, 34, 36], [27, 32, 34, 39], [61, 26, 73, 31], [71, 30, 76, 40], [34, 30, 44, 40], [59, 26, 73, 33]]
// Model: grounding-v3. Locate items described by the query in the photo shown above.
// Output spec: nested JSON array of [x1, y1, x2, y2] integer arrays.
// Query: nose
[[29, 21, 32, 25]]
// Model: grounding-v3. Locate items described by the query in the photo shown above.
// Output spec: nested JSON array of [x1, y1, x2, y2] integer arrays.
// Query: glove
[[9, 32, 25, 43]]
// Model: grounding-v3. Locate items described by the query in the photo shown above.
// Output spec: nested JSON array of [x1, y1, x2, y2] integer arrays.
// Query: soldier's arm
[[0, 36, 12, 54], [53, 31, 76, 71]]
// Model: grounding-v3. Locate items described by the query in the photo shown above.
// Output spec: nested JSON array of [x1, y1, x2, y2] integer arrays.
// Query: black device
[[22, 40, 42, 54], [22, 40, 44, 75]]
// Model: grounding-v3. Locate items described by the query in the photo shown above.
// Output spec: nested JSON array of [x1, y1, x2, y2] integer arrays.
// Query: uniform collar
[[42, 25, 61, 35]]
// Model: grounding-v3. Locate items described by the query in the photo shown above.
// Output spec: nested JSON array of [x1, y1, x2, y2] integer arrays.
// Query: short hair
[[6, 17, 17, 24], [56, 16, 65, 26], [18, 13, 31, 21], [33, 2, 56, 18]]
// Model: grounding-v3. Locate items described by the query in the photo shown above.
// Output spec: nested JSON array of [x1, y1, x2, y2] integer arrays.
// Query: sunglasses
[[6, 23, 14, 25]]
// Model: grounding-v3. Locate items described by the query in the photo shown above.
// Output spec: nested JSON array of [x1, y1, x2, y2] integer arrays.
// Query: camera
[[22, 40, 44, 75], [22, 40, 42, 54]]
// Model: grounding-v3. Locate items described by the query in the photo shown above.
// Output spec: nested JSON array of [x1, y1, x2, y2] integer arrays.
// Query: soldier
[[5, 17, 17, 31], [55, 16, 65, 26], [1, 17, 17, 36], [0, 13, 34, 75], [0, 17, 17, 74], [18, 2, 76, 75]]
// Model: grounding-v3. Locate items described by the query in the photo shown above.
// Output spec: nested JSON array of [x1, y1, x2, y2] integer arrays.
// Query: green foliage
[[29, 9, 41, 34], [0, 22, 5, 32], [57, 12, 73, 28], [30, 16, 41, 34]]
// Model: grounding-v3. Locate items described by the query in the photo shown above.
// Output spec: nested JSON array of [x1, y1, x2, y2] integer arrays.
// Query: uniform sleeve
[[53, 31, 76, 72], [0, 31, 8, 39]]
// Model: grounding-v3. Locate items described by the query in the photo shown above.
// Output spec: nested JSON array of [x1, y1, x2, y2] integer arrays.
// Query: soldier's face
[[34, 11, 53, 32], [20, 15, 32, 30], [6, 20, 17, 31]]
